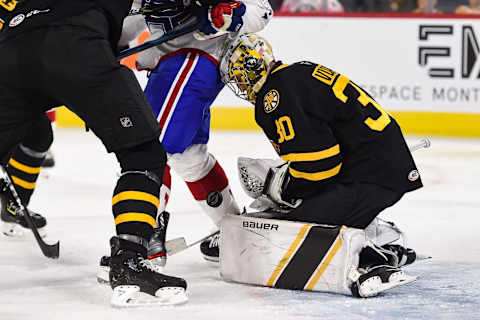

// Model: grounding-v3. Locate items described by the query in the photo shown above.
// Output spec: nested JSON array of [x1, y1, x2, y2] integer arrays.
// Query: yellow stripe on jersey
[[267, 224, 312, 287], [11, 176, 36, 190], [289, 163, 342, 181], [114, 212, 156, 227], [112, 191, 160, 208], [304, 235, 343, 291], [8, 158, 42, 174], [271, 64, 289, 74], [281, 145, 340, 162]]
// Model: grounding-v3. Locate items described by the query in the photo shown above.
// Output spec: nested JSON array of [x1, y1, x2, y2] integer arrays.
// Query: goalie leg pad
[[219, 214, 366, 295]]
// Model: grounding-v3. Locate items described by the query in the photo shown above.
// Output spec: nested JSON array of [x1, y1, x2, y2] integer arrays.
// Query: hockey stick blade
[[0, 166, 60, 259], [117, 24, 196, 60], [23, 209, 60, 259], [166, 230, 220, 256]]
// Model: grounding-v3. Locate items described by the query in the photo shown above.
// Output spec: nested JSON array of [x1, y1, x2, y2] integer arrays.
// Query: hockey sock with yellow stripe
[[112, 171, 161, 241], [6, 144, 46, 205]]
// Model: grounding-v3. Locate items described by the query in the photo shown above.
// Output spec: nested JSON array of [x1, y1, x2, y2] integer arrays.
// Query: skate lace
[[139, 257, 164, 274], [6, 201, 21, 216], [209, 234, 220, 248]]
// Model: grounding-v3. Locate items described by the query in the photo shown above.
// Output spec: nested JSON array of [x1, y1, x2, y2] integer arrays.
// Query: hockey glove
[[262, 162, 302, 210], [195, 1, 246, 40]]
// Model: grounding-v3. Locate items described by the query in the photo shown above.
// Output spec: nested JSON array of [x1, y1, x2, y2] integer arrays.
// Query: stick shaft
[[117, 24, 196, 60], [409, 138, 431, 152]]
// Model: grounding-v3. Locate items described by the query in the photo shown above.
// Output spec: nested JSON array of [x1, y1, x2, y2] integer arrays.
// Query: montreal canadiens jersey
[[120, 0, 273, 69], [255, 61, 423, 201]]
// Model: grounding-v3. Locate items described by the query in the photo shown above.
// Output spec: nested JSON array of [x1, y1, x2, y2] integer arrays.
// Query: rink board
[[56, 14, 480, 136]]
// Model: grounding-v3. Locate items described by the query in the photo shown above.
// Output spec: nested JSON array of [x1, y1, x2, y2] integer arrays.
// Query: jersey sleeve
[[238, 0, 273, 34]]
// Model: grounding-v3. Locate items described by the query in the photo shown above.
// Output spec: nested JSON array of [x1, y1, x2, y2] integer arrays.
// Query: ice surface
[[0, 129, 479, 320]]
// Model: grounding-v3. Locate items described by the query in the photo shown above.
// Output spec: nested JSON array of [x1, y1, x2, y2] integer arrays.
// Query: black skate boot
[[97, 212, 170, 284], [147, 211, 169, 268], [349, 246, 418, 298], [381, 244, 417, 267], [0, 181, 47, 237], [109, 235, 188, 307], [200, 231, 220, 262]]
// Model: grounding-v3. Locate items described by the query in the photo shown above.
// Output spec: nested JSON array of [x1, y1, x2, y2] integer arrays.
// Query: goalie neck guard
[[220, 34, 274, 103]]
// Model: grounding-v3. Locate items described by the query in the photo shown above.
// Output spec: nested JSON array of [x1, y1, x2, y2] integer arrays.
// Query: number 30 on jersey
[[275, 116, 295, 143]]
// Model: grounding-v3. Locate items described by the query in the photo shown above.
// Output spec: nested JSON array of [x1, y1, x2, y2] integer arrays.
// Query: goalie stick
[[0, 166, 59, 259]]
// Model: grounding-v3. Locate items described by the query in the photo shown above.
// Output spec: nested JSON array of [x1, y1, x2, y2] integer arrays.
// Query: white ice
[[0, 129, 479, 320]]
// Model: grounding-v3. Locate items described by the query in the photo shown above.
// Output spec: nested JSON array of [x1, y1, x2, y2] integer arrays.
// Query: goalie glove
[[195, 1, 246, 40], [262, 162, 302, 210]]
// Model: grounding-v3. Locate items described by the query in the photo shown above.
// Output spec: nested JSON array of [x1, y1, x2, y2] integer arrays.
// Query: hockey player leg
[[1, 115, 52, 237], [109, 140, 188, 306], [97, 164, 172, 284], [169, 144, 241, 262]]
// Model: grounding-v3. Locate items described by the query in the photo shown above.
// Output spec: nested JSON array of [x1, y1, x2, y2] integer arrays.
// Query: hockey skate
[[349, 245, 418, 298], [109, 236, 188, 307], [97, 212, 170, 284], [0, 181, 47, 238], [381, 244, 417, 267], [200, 232, 220, 262]]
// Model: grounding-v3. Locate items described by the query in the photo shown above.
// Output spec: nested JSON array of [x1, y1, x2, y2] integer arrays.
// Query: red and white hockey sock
[[158, 164, 171, 216], [185, 160, 240, 227], [168, 144, 240, 227]]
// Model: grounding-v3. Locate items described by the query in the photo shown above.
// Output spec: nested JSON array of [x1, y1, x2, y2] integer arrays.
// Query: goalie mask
[[220, 34, 274, 103]]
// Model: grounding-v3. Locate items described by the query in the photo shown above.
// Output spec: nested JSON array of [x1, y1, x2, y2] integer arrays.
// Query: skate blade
[[358, 272, 418, 298], [1, 222, 47, 239], [201, 254, 219, 263], [96, 266, 110, 285], [111, 285, 188, 308], [416, 253, 432, 261]]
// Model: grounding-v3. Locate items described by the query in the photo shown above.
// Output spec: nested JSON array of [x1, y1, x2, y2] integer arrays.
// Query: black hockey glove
[[262, 162, 302, 209]]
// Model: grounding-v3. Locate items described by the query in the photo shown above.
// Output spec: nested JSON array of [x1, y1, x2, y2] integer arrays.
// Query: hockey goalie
[[217, 34, 425, 298]]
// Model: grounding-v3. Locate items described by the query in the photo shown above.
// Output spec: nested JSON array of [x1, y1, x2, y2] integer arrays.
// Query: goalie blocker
[[220, 214, 417, 297]]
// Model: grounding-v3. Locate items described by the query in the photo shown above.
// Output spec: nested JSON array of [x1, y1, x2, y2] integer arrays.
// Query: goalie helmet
[[220, 34, 274, 103]]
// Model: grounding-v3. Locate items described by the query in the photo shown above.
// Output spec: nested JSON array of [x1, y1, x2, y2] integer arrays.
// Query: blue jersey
[[144, 50, 224, 154]]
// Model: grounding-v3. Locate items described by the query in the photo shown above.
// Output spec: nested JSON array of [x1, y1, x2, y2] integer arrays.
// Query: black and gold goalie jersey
[[255, 61, 423, 201]]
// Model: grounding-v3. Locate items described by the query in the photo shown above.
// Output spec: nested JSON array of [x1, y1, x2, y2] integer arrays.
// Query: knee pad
[[115, 139, 167, 179], [22, 114, 54, 153], [168, 144, 215, 182]]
